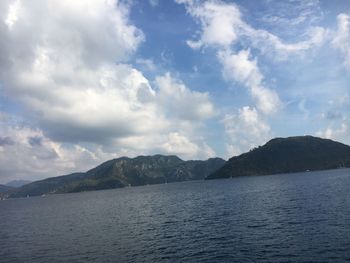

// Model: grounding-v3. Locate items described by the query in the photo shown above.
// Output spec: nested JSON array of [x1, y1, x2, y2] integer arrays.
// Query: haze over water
[[1, 169, 350, 262]]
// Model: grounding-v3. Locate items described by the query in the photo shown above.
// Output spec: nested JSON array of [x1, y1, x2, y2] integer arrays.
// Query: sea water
[[1, 169, 350, 262]]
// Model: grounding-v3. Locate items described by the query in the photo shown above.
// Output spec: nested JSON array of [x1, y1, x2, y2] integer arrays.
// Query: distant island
[[4, 135, 350, 198], [207, 136, 350, 180], [9, 155, 225, 198]]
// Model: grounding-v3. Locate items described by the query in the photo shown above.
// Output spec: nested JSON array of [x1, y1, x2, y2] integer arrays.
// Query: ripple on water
[[1, 169, 350, 262]]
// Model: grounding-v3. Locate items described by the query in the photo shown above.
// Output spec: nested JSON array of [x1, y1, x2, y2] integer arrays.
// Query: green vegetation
[[10, 155, 225, 197], [207, 136, 350, 180]]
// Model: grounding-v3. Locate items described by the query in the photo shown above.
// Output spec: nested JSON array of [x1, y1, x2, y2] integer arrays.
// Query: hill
[[10, 155, 225, 197], [5, 180, 31, 188], [207, 136, 350, 180], [0, 184, 14, 193]]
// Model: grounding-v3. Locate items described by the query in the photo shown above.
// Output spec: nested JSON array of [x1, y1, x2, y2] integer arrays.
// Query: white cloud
[[223, 106, 271, 157], [187, 1, 241, 48], [0, 0, 214, 144], [0, 110, 216, 183], [316, 93, 350, 144], [148, 0, 159, 7], [114, 131, 215, 160], [178, 0, 241, 48], [248, 26, 327, 59], [218, 49, 281, 115], [136, 58, 156, 71], [260, 0, 323, 31], [178, 0, 326, 57], [4, 0, 20, 29], [316, 122, 348, 141], [332, 13, 350, 72], [161, 132, 215, 159], [155, 73, 215, 121], [0, 114, 109, 183], [0, 0, 218, 181]]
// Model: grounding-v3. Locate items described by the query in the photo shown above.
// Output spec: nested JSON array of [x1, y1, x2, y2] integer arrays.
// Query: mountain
[[6, 180, 31, 188], [207, 136, 350, 180], [10, 155, 225, 198], [0, 184, 14, 193]]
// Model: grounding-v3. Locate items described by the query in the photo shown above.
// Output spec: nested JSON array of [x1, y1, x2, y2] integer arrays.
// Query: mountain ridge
[[207, 135, 350, 180], [9, 155, 225, 198], [5, 180, 32, 188]]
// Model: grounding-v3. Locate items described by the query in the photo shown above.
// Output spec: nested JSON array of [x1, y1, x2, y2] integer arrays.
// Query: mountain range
[[9, 155, 225, 198], [4, 135, 350, 198], [208, 136, 350, 179]]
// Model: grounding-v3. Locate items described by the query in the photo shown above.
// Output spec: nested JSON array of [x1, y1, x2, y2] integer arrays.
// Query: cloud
[[0, 115, 103, 183], [0, 136, 14, 146], [182, 1, 242, 48], [155, 73, 215, 121], [148, 0, 159, 7], [0, 0, 218, 181], [223, 106, 271, 157], [332, 13, 350, 72], [161, 132, 215, 159], [218, 49, 281, 115], [316, 122, 348, 141], [178, 0, 326, 117], [0, 1, 214, 147], [114, 131, 215, 160], [247, 26, 327, 59], [257, 0, 324, 43], [176, 0, 330, 157], [316, 93, 350, 143], [0, 110, 216, 183], [178, 0, 326, 58], [136, 58, 156, 71]]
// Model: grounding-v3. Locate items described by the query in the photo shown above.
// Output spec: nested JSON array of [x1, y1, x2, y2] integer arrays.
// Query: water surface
[[1, 169, 350, 262]]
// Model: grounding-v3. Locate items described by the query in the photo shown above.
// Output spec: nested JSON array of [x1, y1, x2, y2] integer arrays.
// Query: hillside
[[0, 184, 14, 193], [10, 155, 225, 197], [5, 180, 31, 188], [207, 136, 350, 180]]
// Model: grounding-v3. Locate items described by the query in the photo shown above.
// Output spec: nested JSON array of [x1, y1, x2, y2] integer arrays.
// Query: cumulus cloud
[[0, 0, 149, 145], [0, 0, 217, 181], [0, 0, 213, 143], [218, 49, 281, 115], [223, 106, 271, 157], [160, 132, 215, 159], [316, 122, 348, 141], [155, 73, 215, 121], [114, 131, 215, 160], [332, 13, 350, 72], [182, 1, 242, 48], [0, 114, 105, 183]]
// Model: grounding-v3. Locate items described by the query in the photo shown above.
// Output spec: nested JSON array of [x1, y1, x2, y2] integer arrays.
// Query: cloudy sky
[[0, 0, 349, 183]]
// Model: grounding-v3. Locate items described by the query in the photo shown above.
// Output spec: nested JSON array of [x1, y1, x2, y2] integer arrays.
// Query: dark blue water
[[1, 169, 350, 263]]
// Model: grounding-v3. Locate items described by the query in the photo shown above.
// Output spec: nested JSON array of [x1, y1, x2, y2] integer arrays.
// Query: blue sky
[[0, 0, 349, 182]]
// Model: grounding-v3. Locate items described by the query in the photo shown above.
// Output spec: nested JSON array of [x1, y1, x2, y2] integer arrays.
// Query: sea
[[1, 169, 350, 263]]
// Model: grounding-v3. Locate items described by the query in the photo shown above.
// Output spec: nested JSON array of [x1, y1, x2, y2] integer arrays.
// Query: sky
[[0, 0, 350, 183]]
